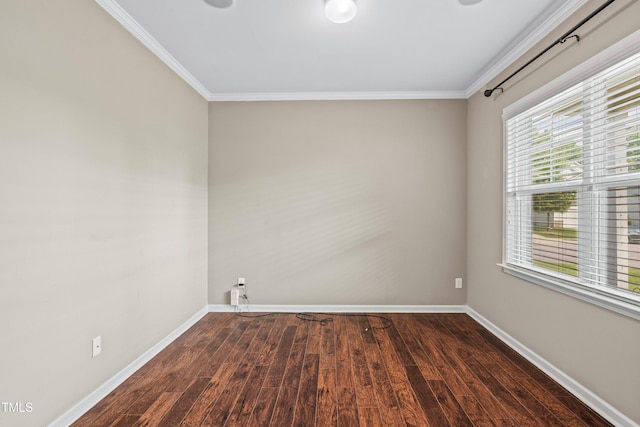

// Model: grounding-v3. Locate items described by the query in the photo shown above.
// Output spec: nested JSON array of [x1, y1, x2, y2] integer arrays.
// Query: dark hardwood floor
[[72, 312, 612, 426]]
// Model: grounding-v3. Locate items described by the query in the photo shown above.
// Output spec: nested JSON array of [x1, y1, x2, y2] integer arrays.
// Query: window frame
[[501, 29, 640, 321]]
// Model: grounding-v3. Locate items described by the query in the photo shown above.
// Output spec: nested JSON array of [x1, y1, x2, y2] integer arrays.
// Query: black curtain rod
[[484, 0, 616, 97]]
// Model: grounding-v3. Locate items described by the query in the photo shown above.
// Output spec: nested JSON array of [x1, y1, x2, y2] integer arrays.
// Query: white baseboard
[[466, 307, 638, 427], [48, 306, 209, 427], [207, 304, 467, 313]]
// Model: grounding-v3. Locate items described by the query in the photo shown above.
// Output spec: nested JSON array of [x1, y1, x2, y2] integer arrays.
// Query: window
[[503, 35, 640, 319]]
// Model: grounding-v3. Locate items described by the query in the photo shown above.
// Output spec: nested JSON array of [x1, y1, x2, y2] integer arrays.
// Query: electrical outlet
[[92, 336, 102, 358], [238, 277, 245, 287], [231, 289, 240, 306], [455, 278, 463, 289]]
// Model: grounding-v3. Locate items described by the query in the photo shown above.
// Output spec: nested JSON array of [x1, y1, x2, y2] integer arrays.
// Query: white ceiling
[[97, 0, 588, 101]]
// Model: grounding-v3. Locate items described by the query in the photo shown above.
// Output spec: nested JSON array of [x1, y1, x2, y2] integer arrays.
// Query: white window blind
[[505, 49, 640, 312]]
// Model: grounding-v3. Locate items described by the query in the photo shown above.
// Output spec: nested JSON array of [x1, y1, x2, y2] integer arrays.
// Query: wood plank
[[440, 345, 513, 419], [129, 343, 180, 378], [109, 414, 140, 427], [405, 365, 450, 427], [316, 368, 338, 427], [198, 322, 250, 377], [556, 395, 613, 427], [72, 374, 150, 427], [427, 380, 473, 427], [476, 329, 571, 395], [335, 315, 354, 389], [358, 315, 377, 344], [180, 363, 236, 427], [133, 392, 181, 427], [293, 315, 310, 345], [125, 346, 203, 414], [169, 313, 221, 348], [363, 341, 405, 426], [492, 419, 522, 427], [124, 372, 180, 415], [246, 314, 277, 354], [123, 346, 197, 415], [414, 333, 471, 397], [393, 315, 441, 381], [348, 322, 377, 408], [201, 361, 255, 426], [225, 318, 265, 362], [511, 374, 590, 426], [246, 387, 279, 427], [462, 357, 539, 426], [269, 343, 306, 426], [385, 323, 417, 367], [293, 353, 319, 427], [357, 407, 384, 427], [263, 325, 297, 388], [371, 328, 429, 427], [157, 377, 211, 426], [224, 365, 269, 427], [168, 327, 234, 392], [255, 315, 288, 366], [481, 361, 564, 426], [286, 313, 300, 326], [455, 394, 497, 427], [337, 387, 360, 427], [414, 315, 457, 347], [305, 318, 323, 354], [320, 319, 337, 369]]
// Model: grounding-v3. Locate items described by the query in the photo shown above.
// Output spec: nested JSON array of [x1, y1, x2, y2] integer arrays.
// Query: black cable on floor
[[295, 313, 334, 326], [297, 312, 393, 330], [233, 311, 276, 318], [234, 311, 393, 330]]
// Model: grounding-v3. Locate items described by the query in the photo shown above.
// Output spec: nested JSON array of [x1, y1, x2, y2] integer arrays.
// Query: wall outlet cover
[[231, 289, 240, 306], [92, 336, 102, 358]]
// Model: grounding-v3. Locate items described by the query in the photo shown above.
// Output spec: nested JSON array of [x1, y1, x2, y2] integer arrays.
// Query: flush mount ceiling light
[[325, 0, 357, 24], [203, 0, 234, 8], [458, 0, 483, 5]]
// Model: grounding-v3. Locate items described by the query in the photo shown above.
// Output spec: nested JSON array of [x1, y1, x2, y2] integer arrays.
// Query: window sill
[[498, 263, 640, 322]]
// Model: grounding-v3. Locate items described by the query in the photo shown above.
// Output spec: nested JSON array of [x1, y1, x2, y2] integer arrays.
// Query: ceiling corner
[[95, 0, 212, 100], [464, 0, 589, 98]]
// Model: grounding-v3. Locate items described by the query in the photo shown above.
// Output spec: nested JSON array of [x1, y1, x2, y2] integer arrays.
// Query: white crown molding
[[48, 306, 208, 427], [94, 0, 213, 100], [207, 304, 468, 313], [206, 91, 468, 102], [464, 0, 589, 98], [466, 307, 638, 427]]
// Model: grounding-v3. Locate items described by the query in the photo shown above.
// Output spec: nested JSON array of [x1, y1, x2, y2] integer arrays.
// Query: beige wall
[[0, 1, 208, 426], [209, 100, 467, 306], [467, 0, 640, 423]]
